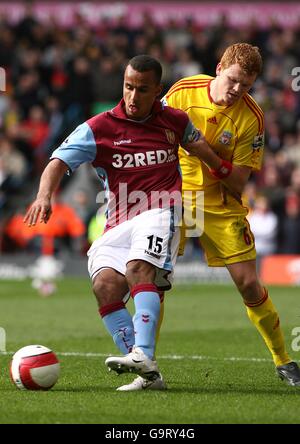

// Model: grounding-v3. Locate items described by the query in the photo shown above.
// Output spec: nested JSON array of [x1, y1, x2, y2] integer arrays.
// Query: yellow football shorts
[[179, 192, 256, 266]]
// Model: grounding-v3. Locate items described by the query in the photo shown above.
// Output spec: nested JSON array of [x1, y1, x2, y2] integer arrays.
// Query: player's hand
[[183, 135, 207, 157], [23, 197, 52, 226]]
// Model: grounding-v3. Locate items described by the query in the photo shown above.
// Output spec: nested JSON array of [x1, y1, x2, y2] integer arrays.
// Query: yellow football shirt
[[164, 74, 264, 212]]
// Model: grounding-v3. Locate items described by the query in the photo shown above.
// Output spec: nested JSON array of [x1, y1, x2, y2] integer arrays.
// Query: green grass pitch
[[1, 278, 300, 424]]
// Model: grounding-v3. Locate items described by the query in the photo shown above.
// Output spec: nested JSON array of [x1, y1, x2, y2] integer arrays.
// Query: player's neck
[[127, 113, 152, 123], [209, 78, 227, 106]]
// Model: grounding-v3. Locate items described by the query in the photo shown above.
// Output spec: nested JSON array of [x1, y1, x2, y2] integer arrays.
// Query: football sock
[[245, 288, 291, 367], [99, 301, 134, 355], [155, 292, 165, 349], [131, 283, 161, 360]]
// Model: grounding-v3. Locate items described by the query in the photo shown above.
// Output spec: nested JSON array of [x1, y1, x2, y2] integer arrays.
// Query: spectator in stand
[[0, 135, 28, 208], [282, 168, 300, 254], [92, 57, 123, 104], [248, 195, 278, 273], [40, 96, 64, 158], [13, 71, 44, 119], [4, 209, 36, 251], [285, 126, 300, 168], [87, 205, 107, 245], [19, 105, 49, 172], [260, 163, 286, 221], [171, 47, 203, 83], [64, 56, 93, 123], [5, 193, 85, 256]]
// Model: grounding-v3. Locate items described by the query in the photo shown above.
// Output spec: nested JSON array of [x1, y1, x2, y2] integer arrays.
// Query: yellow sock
[[245, 289, 291, 367]]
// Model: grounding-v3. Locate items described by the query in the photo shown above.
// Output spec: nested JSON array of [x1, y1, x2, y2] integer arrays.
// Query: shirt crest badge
[[165, 129, 176, 145], [219, 130, 232, 145], [252, 133, 264, 150]]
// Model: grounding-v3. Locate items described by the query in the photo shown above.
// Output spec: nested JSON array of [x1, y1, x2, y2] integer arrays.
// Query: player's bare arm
[[23, 159, 68, 226], [184, 137, 251, 195]]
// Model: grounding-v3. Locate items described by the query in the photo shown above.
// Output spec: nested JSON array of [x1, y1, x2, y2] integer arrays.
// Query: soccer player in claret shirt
[[24, 55, 227, 391], [162, 43, 300, 387]]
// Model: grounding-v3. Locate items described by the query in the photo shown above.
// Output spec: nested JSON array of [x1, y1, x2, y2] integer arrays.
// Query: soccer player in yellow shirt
[[162, 43, 300, 386]]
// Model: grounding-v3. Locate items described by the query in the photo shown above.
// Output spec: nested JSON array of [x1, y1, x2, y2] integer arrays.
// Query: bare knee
[[125, 260, 155, 289], [237, 276, 259, 295], [227, 262, 262, 303], [92, 277, 111, 306], [234, 275, 262, 302], [92, 269, 128, 308]]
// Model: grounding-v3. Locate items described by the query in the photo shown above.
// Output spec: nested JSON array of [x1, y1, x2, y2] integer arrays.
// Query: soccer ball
[[10, 345, 60, 390]]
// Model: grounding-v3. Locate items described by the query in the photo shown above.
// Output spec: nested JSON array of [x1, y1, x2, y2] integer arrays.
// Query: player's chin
[[128, 111, 143, 120], [226, 93, 239, 105]]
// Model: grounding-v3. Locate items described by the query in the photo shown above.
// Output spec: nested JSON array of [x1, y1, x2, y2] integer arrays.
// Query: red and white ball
[[10, 345, 60, 390]]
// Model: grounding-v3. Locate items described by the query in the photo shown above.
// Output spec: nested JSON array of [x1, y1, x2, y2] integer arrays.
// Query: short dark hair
[[127, 55, 162, 84]]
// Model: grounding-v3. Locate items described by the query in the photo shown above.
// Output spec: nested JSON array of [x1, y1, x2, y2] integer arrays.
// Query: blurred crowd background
[[1, 2, 300, 261]]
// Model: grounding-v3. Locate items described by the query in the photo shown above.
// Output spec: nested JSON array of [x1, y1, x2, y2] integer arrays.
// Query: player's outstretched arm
[[184, 136, 221, 170], [183, 137, 251, 195], [23, 159, 68, 226]]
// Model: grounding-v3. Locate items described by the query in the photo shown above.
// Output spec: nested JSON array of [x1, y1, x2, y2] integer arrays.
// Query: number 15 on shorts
[[147, 235, 164, 254]]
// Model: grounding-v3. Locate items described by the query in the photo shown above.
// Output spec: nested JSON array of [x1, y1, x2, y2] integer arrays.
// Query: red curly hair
[[220, 43, 262, 76]]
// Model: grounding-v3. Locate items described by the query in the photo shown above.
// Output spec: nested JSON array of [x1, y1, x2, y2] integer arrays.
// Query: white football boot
[[105, 346, 160, 381], [117, 373, 167, 391]]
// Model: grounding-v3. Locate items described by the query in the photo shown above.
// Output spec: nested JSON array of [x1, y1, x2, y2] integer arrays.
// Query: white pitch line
[[1, 350, 274, 363]]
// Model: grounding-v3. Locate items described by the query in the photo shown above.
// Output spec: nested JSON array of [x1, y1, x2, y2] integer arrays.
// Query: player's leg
[[105, 259, 162, 381], [227, 260, 291, 366], [126, 260, 161, 359], [156, 292, 164, 347], [92, 268, 134, 355], [87, 223, 135, 355], [115, 289, 166, 392], [127, 206, 179, 361], [154, 218, 188, 349], [202, 211, 300, 385], [227, 260, 300, 386], [105, 207, 179, 386]]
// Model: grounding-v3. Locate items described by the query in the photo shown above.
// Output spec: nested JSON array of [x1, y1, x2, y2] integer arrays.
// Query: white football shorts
[[87, 207, 180, 290]]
